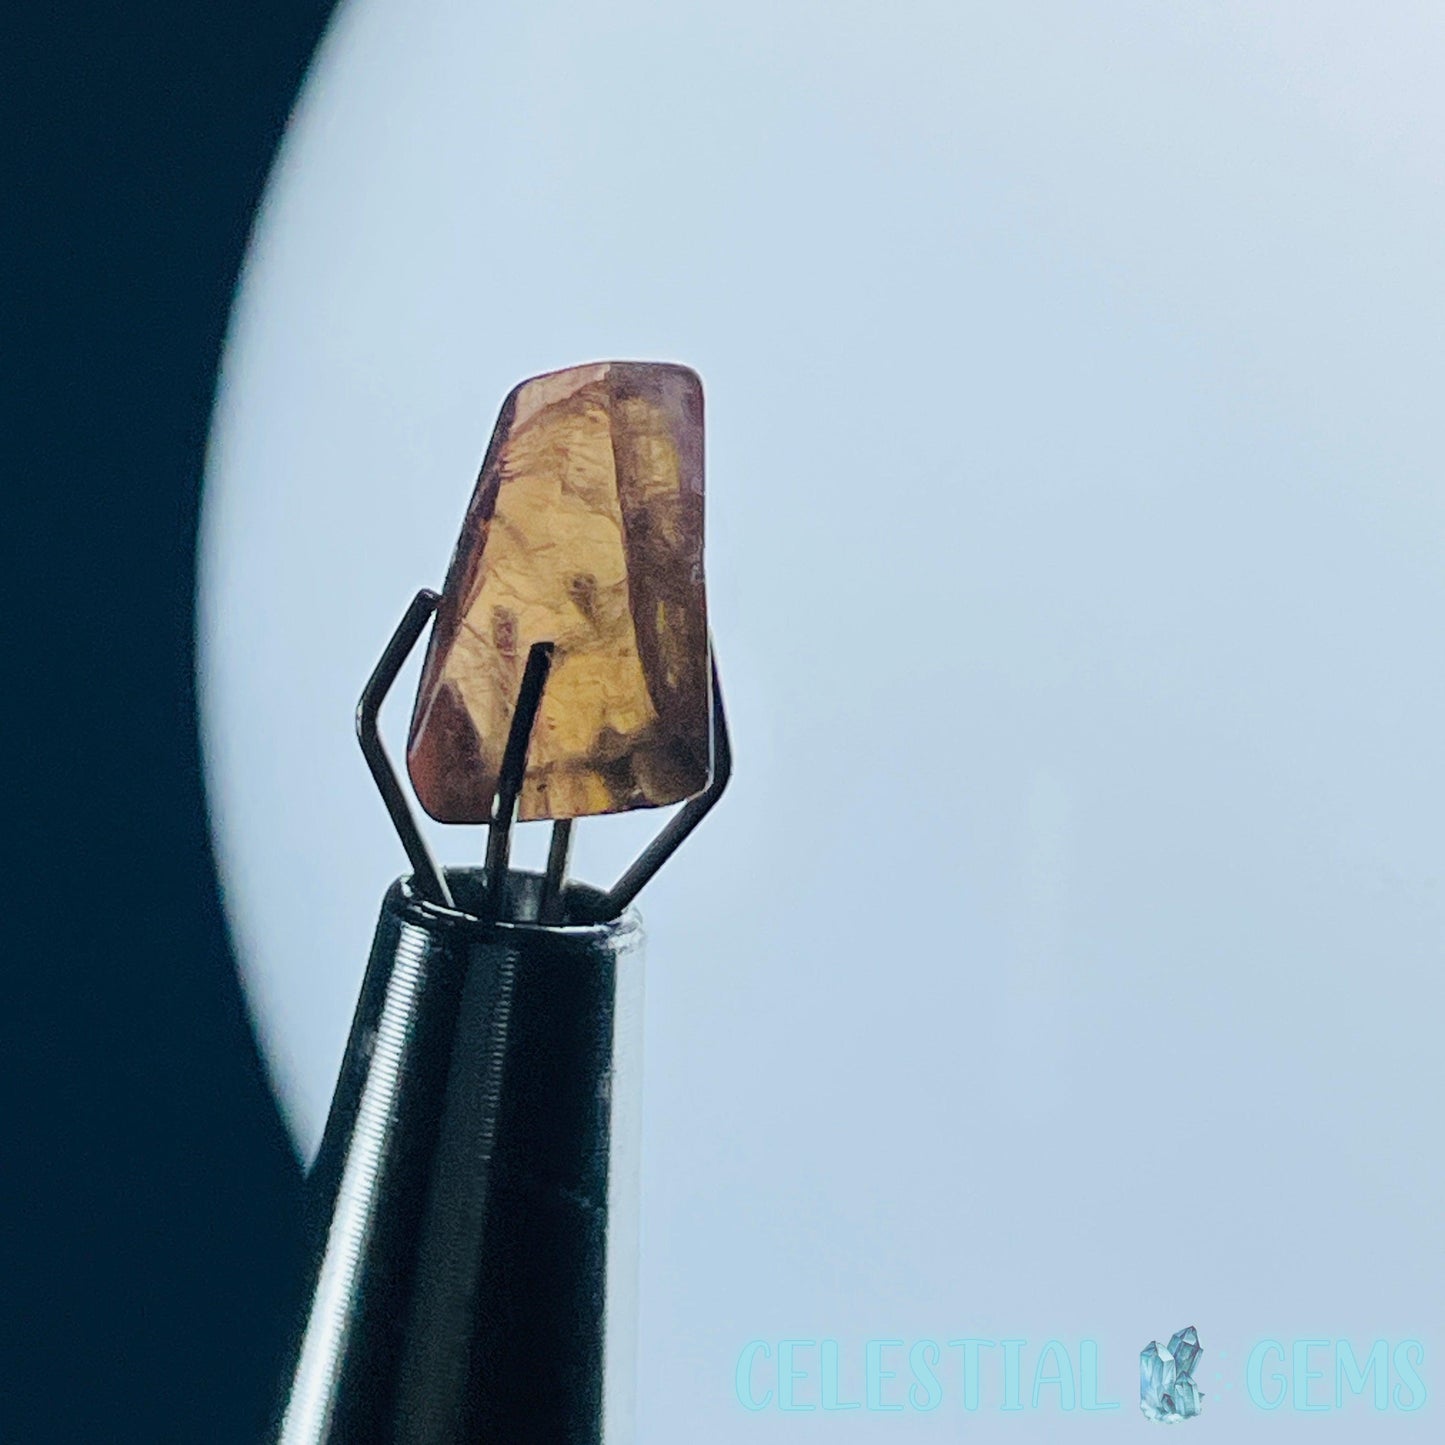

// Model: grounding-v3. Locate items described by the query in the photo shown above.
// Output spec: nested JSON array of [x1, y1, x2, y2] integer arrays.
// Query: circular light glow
[[202, 3, 1445, 1438]]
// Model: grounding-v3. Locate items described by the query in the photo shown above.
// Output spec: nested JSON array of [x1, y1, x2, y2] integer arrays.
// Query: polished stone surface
[[407, 361, 710, 822]]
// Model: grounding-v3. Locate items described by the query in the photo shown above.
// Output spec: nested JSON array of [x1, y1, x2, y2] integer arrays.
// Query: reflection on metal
[[277, 922, 431, 1443]]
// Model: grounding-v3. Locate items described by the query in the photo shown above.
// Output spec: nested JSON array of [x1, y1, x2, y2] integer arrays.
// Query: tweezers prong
[[356, 590, 454, 909], [481, 642, 554, 920], [593, 651, 732, 921], [361, 600, 727, 924], [537, 820, 574, 924]]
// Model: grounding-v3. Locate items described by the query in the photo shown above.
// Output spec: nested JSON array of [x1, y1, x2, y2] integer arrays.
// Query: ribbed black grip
[[273, 869, 644, 1444]]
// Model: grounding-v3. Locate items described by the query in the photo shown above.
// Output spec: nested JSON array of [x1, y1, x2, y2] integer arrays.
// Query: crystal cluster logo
[[1140, 1327, 1204, 1422]]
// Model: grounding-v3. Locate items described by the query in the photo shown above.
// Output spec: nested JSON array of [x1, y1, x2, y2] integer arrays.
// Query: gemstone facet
[[1139, 1326, 1205, 1423], [407, 361, 710, 823]]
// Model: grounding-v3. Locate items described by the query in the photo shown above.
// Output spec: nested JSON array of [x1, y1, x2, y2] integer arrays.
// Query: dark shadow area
[[6, 2, 339, 1439]]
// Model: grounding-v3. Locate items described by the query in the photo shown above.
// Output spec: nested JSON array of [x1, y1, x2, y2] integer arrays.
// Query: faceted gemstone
[[1168, 1327, 1202, 1381], [1140, 1327, 1205, 1422], [1138, 1342, 1176, 1423], [407, 361, 710, 823], [1170, 1374, 1202, 1418]]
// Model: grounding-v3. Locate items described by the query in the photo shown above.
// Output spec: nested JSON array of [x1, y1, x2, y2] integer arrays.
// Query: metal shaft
[[273, 867, 644, 1444]]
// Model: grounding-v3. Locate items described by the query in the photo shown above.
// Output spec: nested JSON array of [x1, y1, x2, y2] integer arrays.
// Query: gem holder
[[357, 588, 731, 926], [272, 589, 730, 1443], [273, 868, 644, 1444]]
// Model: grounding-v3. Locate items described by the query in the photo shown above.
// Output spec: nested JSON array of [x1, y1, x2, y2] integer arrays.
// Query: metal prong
[[357, 590, 453, 909], [594, 649, 732, 921], [537, 820, 574, 924], [482, 642, 554, 920]]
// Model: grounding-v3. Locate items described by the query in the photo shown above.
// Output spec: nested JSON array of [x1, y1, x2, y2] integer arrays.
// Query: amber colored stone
[[406, 361, 710, 823]]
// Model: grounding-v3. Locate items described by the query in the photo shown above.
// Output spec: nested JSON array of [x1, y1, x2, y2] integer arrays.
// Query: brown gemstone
[[406, 361, 711, 822]]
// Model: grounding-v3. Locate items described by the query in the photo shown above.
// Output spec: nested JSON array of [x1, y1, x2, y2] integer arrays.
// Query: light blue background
[[200, 1, 1444, 1437]]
